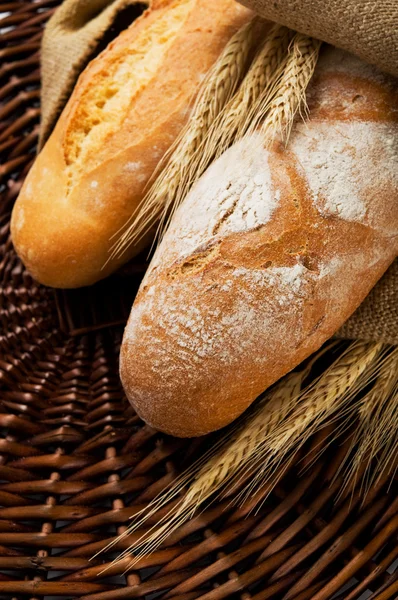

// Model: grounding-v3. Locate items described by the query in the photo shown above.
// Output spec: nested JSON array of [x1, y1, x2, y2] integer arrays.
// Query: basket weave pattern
[[0, 2, 397, 598]]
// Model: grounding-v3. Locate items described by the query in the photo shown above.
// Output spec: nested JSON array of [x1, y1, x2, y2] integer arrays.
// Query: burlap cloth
[[39, 0, 397, 344], [239, 0, 398, 78], [337, 261, 397, 344], [39, 0, 147, 147]]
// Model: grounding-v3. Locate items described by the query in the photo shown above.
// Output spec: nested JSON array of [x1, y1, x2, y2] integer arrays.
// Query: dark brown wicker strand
[[0, 2, 398, 599]]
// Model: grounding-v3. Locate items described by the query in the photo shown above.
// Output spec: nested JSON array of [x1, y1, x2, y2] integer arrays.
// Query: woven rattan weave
[[0, 2, 397, 599]]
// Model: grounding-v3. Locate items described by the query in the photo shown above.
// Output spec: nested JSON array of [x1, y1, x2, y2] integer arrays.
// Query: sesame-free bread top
[[11, 0, 252, 288]]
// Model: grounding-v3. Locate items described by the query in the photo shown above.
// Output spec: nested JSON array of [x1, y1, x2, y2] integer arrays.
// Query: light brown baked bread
[[10, 0, 253, 288], [120, 46, 398, 437]]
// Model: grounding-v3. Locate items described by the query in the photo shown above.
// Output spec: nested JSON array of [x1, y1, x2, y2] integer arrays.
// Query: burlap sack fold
[[239, 0, 398, 77], [39, 0, 397, 344], [39, 0, 147, 147]]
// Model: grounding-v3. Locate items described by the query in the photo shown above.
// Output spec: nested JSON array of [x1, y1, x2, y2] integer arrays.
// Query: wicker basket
[[0, 2, 397, 599]]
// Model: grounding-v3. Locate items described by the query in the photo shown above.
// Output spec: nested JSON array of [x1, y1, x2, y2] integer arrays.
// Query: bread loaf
[[120, 46, 398, 437], [10, 0, 253, 288]]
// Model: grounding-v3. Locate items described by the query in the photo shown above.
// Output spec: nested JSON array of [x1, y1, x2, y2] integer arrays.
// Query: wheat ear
[[194, 23, 292, 177], [111, 28, 321, 263], [246, 32, 321, 141], [109, 17, 261, 261], [102, 344, 335, 567], [236, 341, 384, 504], [99, 341, 383, 568], [338, 347, 398, 495], [271, 342, 383, 450]]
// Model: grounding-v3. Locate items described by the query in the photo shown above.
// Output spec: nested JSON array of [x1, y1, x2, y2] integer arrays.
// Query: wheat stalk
[[109, 17, 262, 261]]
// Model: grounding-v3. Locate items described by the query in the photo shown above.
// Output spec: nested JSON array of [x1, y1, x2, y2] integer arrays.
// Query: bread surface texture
[[120, 46, 398, 437], [11, 0, 252, 288]]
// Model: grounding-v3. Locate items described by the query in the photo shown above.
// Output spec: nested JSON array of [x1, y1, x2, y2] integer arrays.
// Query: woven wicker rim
[[0, 2, 397, 599]]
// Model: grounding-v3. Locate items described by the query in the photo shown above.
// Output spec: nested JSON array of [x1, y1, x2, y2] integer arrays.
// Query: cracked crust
[[10, 0, 253, 288]]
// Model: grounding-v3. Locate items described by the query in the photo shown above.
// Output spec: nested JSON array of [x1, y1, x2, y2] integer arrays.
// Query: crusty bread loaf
[[120, 46, 398, 437], [10, 0, 253, 288]]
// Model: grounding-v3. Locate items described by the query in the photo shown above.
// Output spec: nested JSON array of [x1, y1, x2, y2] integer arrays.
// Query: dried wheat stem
[[110, 17, 261, 260]]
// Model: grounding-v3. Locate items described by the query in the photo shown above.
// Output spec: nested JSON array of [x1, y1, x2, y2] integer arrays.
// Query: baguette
[[120, 46, 398, 437], [11, 0, 253, 288]]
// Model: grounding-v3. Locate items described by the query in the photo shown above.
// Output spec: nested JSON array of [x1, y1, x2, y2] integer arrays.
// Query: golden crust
[[11, 0, 253, 288]]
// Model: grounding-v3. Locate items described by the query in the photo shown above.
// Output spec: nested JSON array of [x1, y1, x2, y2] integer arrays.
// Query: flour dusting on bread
[[126, 259, 314, 366], [150, 133, 281, 270], [291, 120, 398, 227], [150, 115, 397, 279]]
